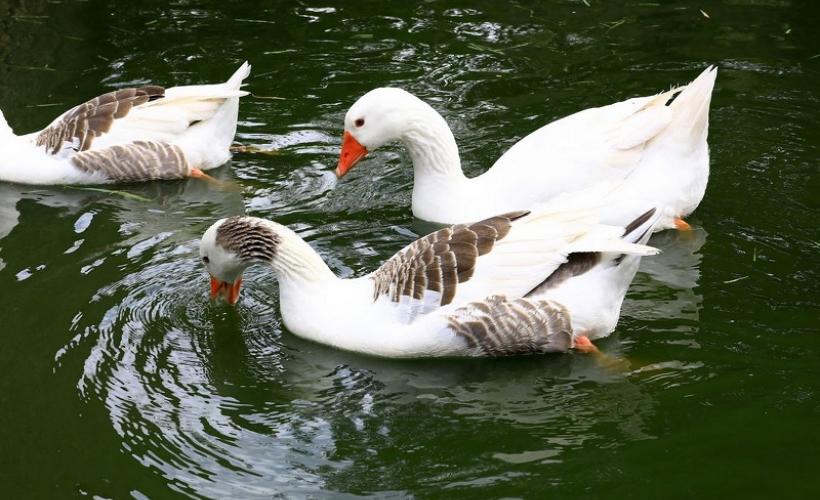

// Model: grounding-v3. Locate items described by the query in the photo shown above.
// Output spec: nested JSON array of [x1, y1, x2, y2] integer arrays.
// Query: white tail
[[128, 61, 252, 169], [160, 61, 251, 101], [225, 61, 251, 90], [668, 66, 717, 146]]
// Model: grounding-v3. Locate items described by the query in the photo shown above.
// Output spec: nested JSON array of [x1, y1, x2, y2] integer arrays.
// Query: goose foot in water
[[189, 167, 241, 192], [674, 217, 692, 231], [575, 334, 632, 372], [189, 168, 214, 180], [573, 335, 599, 354]]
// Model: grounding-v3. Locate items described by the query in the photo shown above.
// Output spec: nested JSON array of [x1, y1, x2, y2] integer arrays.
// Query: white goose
[[0, 62, 251, 185], [200, 204, 661, 358], [336, 67, 717, 231]]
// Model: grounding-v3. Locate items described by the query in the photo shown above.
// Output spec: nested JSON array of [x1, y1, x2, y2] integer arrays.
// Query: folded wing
[[35, 86, 165, 155]]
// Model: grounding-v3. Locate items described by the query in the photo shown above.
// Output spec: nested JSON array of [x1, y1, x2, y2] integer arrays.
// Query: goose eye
[[202, 256, 210, 264], [354, 118, 365, 127]]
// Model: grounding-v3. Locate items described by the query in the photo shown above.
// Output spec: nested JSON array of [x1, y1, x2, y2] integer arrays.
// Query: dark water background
[[1, 0, 818, 497]]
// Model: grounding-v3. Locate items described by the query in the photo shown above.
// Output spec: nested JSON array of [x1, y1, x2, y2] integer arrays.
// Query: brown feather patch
[[447, 295, 573, 356], [70, 140, 189, 182], [36, 86, 165, 155], [215, 217, 281, 263], [370, 211, 529, 309]]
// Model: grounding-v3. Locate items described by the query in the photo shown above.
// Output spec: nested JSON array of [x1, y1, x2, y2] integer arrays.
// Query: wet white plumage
[[341, 67, 716, 230], [200, 202, 661, 358], [0, 62, 251, 185]]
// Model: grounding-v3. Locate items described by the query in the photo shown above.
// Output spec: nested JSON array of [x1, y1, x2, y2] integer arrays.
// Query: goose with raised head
[[336, 67, 716, 231], [199, 204, 661, 358], [0, 62, 251, 185]]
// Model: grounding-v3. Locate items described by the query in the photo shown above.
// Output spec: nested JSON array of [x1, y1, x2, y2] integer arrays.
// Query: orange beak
[[336, 130, 368, 178], [210, 275, 243, 305]]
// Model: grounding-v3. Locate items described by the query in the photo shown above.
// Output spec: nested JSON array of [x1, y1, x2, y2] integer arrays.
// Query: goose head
[[336, 87, 441, 177], [200, 216, 333, 304], [200, 216, 283, 304]]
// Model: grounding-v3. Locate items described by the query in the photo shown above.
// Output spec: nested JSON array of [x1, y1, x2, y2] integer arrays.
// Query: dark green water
[[1, 0, 818, 497]]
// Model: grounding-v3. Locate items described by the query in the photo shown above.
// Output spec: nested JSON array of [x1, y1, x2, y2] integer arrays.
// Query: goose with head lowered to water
[[336, 67, 717, 232], [0, 61, 251, 185], [199, 202, 661, 358]]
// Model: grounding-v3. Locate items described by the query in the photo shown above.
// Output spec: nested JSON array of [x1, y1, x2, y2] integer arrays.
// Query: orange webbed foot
[[188, 168, 241, 192], [189, 168, 213, 180], [574, 335, 600, 354], [674, 217, 692, 231]]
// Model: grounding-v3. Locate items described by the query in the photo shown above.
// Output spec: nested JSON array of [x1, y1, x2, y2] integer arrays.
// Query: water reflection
[[0, 185, 21, 271], [626, 227, 707, 330], [0, 184, 104, 274], [2, 186, 238, 277]]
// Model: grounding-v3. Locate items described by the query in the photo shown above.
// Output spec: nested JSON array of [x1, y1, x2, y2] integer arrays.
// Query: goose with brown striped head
[[199, 203, 661, 358], [0, 62, 251, 185]]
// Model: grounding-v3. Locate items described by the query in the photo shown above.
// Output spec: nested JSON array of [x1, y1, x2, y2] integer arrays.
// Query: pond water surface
[[0, 0, 818, 498]]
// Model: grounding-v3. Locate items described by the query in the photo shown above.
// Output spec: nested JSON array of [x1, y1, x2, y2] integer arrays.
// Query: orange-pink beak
[[210, 275, 243, 305], [336, 130, 368, 178]]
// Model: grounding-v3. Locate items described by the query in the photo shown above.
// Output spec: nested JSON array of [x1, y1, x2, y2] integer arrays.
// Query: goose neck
[[399, 110, 466, 183], [270, 233, 336, 286]]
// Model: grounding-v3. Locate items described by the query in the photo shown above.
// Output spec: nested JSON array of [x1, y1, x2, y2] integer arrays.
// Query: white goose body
[[0, 62, 251, 185], [275, 277, 466, 357], [338, 67, 717, 231], [200, 204, 661, 358]]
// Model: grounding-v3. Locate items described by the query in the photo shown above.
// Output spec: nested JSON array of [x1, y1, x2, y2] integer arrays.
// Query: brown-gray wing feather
[[70, 141, 189, 182], [35, 86, 165, 155], [447, 295, 573, 356], [371, 210, 529, 309]]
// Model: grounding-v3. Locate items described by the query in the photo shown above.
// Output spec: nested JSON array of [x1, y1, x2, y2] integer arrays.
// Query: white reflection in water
[[626, 227, 708, 325]]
